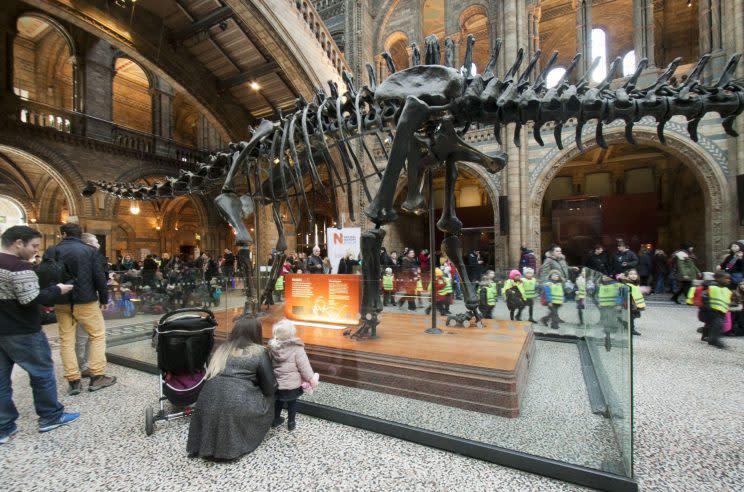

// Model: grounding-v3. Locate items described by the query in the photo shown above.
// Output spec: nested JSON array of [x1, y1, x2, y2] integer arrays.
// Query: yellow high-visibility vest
[[275, 275, 284, 291], [707, 285, 732, 314], [522, 278, 537, 299], [383, 274, 394, 291]]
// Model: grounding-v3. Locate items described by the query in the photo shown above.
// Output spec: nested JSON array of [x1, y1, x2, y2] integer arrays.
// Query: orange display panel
[[283, 274, 361, 325]]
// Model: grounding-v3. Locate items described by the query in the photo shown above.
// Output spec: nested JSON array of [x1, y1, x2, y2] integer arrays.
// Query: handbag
[[723, 311, 733, 334]]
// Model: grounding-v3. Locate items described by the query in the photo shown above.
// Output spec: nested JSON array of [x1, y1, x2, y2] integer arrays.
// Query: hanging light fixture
[[130, 201, 140, 215]]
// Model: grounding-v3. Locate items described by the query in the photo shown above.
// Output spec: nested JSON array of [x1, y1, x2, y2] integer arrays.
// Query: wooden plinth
[[213, 305, 535, 417]]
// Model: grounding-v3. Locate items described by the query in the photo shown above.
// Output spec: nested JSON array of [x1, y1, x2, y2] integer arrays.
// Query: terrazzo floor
[[2, 301, 743, 490]]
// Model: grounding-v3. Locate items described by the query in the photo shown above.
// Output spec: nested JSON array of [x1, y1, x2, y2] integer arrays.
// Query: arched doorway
[[0, 196, 27, 232], [529, 125, 730, 268], [388, 162, 501, 270]]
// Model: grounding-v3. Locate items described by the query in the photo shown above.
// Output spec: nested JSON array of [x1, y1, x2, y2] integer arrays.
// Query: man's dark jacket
[[44, 237, 108, 305], [612, 250, 639, 276]]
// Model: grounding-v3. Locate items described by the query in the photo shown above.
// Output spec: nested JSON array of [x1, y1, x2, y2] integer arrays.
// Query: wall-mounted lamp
[[130, 201, 140, 215]]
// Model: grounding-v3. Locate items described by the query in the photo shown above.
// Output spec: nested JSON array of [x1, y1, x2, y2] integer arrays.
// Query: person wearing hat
[[382, 267, 396, 306], [503, 269, 526, 321], [540, 270, 564, 329], [671, 243, 701, 304]]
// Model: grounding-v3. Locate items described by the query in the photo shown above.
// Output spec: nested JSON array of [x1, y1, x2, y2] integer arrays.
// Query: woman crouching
[[187, 318, 277, 460]]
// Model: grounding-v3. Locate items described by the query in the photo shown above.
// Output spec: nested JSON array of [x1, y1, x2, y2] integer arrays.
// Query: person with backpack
[[503, 270, 526, 321], [43, 223, 116, 395], [1, 226, 79, 443]]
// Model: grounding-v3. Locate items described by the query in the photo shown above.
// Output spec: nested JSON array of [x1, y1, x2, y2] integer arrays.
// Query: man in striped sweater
[[0, 226, 79, 444]]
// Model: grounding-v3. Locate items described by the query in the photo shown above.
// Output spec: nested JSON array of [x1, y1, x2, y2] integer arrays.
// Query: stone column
[[576, 0, 592, 74], [83, 39, 114, 140], [699, 0, 725, 81], [0, 12, 16, 97], [69, 55, 84, 112], [632, 0, 655, 67]]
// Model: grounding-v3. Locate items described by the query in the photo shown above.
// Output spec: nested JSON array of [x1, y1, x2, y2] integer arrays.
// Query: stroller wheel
[[145, 406, 155, 436]]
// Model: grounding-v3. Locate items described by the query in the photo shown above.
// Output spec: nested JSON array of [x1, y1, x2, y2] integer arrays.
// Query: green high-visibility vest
[[416, 279, 423, 292], [547, 281, 564, 305], [628, 283, 645, 310], [383, 274, 394, 290], [275, 275, 284, 291], [598, 283, 619, 307], [577, 280, 586, 300], [439, 277, 452, 295], [479, 283, 497, 306], [503, 279, 525, 298], [522, 278, 537, 299], [707, 285, 731, 314]]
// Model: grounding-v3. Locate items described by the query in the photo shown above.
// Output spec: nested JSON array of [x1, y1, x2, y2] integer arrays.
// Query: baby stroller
[[145, 308, 217, 436]]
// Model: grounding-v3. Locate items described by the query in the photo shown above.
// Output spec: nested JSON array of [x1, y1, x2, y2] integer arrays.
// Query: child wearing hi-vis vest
[[382, 267, 395, 306], [503, 270, 526, 321], [621, 269, 644, 336], [598, 275, 626, 351], [415, 269, 424, 307], [478, 274, 497, 319], [702, 271, 732, 349], [540, 270, 564, 329], [521, 268, 537, 323], [274, 273, 285, 302]]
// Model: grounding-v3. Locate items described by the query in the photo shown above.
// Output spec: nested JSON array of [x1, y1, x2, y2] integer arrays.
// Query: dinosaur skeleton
[[82, 34, 744, 338]]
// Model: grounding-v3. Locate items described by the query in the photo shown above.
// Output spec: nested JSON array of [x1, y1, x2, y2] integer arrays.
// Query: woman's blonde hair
[[267, 319, 296, 349], [205, 317, 262, 380]]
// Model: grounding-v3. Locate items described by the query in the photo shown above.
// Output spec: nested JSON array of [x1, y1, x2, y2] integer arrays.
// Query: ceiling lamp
[[130, 201, 140, 215], [250, 81, 260, 91], [687, 0, 692, 6]]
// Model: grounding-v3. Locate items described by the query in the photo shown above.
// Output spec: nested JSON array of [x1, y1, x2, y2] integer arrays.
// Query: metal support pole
[[426, 168, 442, 334]]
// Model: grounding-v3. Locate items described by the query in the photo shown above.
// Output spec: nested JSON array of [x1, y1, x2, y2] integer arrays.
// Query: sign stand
[[425, 168, 442, 335]]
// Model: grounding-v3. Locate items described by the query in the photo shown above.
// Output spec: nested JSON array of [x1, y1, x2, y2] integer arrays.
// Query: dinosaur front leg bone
[[436, 156, 462, 234], [366, 96, 431, 226], [261, 206, 287, 307], [352, 228, 385, 339], [215, 193, 253, 246], [400, 141, 426, 214]]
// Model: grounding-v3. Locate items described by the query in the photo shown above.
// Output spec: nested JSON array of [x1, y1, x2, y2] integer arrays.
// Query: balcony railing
[[10, 98, 210, 165]]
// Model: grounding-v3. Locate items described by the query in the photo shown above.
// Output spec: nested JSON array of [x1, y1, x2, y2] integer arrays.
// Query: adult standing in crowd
[[418, 249, 430, 273], [337, 250, 359, 274], [519, 246, 537, 273], [0, 226, 78, 443], [585, 244, 609, 274], [141, 254, 157, 287], [670, 243, 701, 304], [611, 241, 638, 276], [222, 248, 235, 282], [45, 223, 116, 395], [652, 249, 669, 293], [397, 249, 418, 310], [118, 254, 138, 271], [466, 250, 483, 286], [718, 241, 744, 286], [306, 246, 323, 274], [75, 233, 108, 379], [539, 245, 571, 282], [637, 246, 653, 286]]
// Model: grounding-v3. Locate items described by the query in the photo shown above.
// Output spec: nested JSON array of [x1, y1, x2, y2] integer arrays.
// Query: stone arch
[[383, 31, 410, 71], [528, 121, 730, 267], [12, 10, 83, 111], [0, 137, 87, 217]]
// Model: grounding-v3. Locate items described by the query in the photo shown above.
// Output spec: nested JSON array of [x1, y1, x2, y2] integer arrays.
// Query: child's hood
[[268, 337, 305, 361]]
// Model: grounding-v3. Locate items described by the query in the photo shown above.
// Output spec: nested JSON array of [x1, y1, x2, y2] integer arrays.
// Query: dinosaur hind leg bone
[[351, 228, 386, 339]]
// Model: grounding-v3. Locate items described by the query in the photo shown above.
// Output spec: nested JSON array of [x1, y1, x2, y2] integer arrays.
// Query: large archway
[[529, 123, 730, 268], [387, 161, 502, 270]]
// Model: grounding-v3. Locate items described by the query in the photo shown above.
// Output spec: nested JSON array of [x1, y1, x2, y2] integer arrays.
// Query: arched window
[[622, 50, 636, 77], [112, 58, 152, 133], [591, 28, 607, 83], [546, 67, 566, 89]]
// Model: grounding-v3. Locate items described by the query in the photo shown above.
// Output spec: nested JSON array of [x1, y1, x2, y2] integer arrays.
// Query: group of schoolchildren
[[685, 270, 739, 349]]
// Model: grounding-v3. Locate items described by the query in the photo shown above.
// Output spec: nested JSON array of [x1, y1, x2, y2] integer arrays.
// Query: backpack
[[35, 249, 69, 289], [505, 286, 525, 310]]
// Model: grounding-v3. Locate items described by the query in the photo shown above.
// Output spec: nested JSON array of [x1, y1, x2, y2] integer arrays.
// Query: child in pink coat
[[268, 319, 316, 431]]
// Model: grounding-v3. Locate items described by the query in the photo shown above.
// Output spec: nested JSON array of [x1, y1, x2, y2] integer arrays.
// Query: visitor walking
[[585, 245, 609, 275], [540, 270, 564, 330], [611, 241, 638, 276], [637, 247, 652, 286], [306, 246, 323, 274], [718, 241, 744, 286], [519, 246, 537, 273], [0, 226, 79, 443], [671, 244, 701, 304], [652, 249, 669, 293], [539, 245, 571, 282]]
